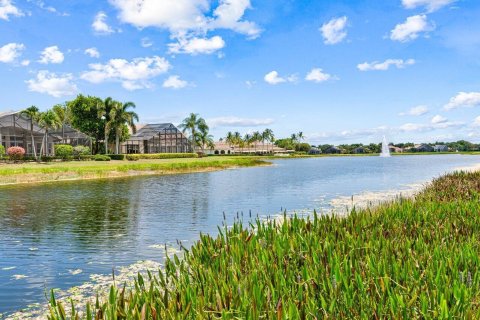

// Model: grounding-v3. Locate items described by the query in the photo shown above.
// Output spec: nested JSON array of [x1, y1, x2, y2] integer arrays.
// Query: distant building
[[389, 146, 403, 153], [353, 147, 366, 154], [416, 144, 434, 152], [309, 147, 322, 155], [324, 146, 342, 154], [122, 123, 192, 154], [433, 145, 449, 152], [205, 141, 288, 155]]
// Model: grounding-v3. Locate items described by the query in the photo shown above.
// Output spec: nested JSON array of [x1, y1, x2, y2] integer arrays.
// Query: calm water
[[0, 155, 479, 315]]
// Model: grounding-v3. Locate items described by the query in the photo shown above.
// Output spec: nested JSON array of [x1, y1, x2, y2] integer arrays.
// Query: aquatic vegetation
[[48, 171, 480, 319]]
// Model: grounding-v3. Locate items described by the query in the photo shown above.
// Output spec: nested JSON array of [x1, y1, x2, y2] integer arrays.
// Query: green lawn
[[47, 171, 480, 319]]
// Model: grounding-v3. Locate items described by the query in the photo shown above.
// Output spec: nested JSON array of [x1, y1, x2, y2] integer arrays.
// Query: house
[[389, 146, 403, 153], [433, 145, 449, 152], [205, 141, 288, 155], [353, 147, 366, 154], [416, 144, 434, 152], [122, 123, 192, 154], [308, 147, 322, 155], [0, 110, 91, 155], [324, 146, 342, 154]]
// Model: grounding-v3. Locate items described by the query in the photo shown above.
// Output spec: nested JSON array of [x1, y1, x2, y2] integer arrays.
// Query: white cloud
[[26, 70, 78, 97], [402, 0, 456, 12], [431, 114, 447, 124], [399, 121, 463, 132], [141, 37, 153, 48], [168, 35, 225, 55], [109, 0, 260, 40], [473, 116, 480, 127], [81, 56, 171, 90], [305, 68, 332, 83], [390, 15, 434, 42], [320, 16, 348, 45], [399, 105, 429, 116], [92, 11, 114, 35], [208, 116, 274, 128], [163, 75, 189, 89], [357, 59, 415, 71], [264, 71, 297, 85], [444, 92, 480, 110], [308, 126, 389, 142], [21, 59, 30, 66], [38, 46, 64, 64], [0, 0, 23, 20], [209, 0, 261, 39], [245, 80, 255, 88], [84, 47, 100, 58], [0, 42, 25, 63]]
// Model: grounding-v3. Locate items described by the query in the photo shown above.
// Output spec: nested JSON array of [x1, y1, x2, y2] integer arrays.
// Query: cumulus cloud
[[0, 42, 25, 63], [80, 56, 170, 90], [162, 75, 189, 89], [431, 115, 447, 124], [84, 47, 100, 58], [21, 59, 30, 66], [305, 68, 332, 83], [320, 16, 348, 45], [208, 116, 274, 128], [402, 0, 456, 12], [390, 15, 434, 42], [0, 0, 23, 20], [168, 35, 225, 55], [308, 126, 389, 142], [26, 71, 78, 97], [38, 46, 64, 64], [444, 92, 480, 110], [473, 116, 480, 127], [92, 12, 114, 35], [109, 0, 260, 51], [399, 121, 463, 132], [357, 59, 415, 71], [264, 71, 297, 85], [399, 105, 429, 116]]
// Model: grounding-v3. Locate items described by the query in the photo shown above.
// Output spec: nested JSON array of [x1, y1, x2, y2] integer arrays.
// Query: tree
[[179, 113, 207, 152], [20, 106, 40, 160], [38, 110, 62, 156], [98, 97, 117, 154], [108, 101, 138, 154], [225, 131, 234, 152], [196, 121, 214, 153], [52, 104, 71, 143], [67, 95, 104, 154], [252, 131, 262, 153], [262, 129, 274, 153], [233, 132, 242, 154]]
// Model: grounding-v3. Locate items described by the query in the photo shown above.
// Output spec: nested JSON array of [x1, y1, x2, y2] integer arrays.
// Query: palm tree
[[244, 133, 253, 154], [233, 132, 242, 154], [38, 110, 62, 156], [20, 106, 40, 159], [97, 97, 116, 154], [225, 131, 234, 153], [179, 113, 207, 152], [297, 131, 305, 141], [109, 101, 139, 154], [196, 121, 214, 153], [262, 128, 274, 153], [52, 104, 71, 143], [291, 133, 298, 143], [252, 131, 262, 153]]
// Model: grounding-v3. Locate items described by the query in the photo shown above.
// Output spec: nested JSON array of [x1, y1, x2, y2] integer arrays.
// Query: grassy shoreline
[[43, 170, 480, 319], [0, 157, 270, 186]]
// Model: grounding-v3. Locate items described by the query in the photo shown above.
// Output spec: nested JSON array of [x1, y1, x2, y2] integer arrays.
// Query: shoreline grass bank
[[0, 157, 270, 186], [45, 171, 480, 319]]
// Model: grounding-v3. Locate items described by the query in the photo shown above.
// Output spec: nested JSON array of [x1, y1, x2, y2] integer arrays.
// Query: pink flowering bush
[[7, 146, 26, 161]]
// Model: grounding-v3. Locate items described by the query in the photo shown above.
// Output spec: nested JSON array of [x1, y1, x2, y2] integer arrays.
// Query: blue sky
[[1, 0, 480, 144]]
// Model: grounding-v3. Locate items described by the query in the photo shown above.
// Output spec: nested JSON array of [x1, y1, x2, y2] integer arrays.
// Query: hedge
[[93, 155, 111, 161], [126, 153, 198, 161], [107, 154, 126, 160]]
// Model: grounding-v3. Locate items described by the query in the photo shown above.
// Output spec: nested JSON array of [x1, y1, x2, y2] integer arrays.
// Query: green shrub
[[41, 156, 55, 162], [73, 146, 91, 159], [54, 144, 74, 160], [126, 153, 198, 161], [107, 154, 126, 160], [0, 145, 5, 155], [93, 154, 111, 161], [295, 142, 311, 153], [79, 155, 94, 161]]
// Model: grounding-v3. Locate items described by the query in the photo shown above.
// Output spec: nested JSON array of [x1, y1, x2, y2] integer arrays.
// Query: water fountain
[[380, 135, 391, 157]]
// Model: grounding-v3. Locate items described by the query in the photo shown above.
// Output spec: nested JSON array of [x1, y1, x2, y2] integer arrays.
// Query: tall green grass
[[48, 171, 480, 319]]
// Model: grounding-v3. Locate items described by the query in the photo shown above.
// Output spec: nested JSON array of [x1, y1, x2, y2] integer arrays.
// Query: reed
[[48, 171, 480, 319]]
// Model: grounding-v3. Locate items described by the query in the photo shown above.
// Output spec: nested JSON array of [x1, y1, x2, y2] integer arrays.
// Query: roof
[[128, 123, 184, 141]]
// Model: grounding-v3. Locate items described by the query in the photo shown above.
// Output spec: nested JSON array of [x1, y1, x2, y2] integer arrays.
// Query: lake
[[0, 154, 478, 316]]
